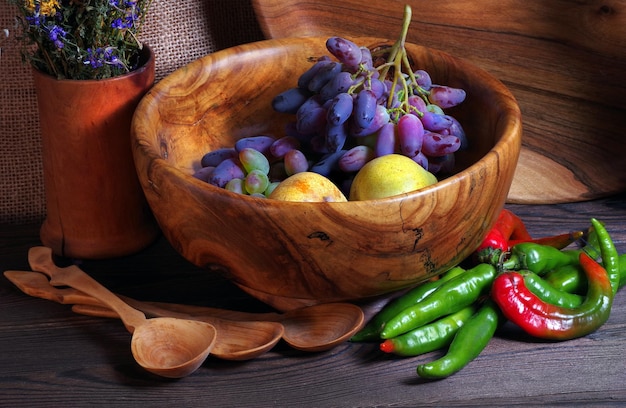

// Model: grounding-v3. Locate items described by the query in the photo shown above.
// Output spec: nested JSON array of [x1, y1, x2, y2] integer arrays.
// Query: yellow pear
[[269, 172, 348, 202], [349, 154, 437, 200]]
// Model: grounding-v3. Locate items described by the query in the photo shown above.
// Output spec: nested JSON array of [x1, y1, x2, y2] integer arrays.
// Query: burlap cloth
[[0, 0, 264, 224]]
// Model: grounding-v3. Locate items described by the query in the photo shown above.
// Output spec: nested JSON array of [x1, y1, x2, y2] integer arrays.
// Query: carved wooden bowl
[[131, 37, 522, 311]]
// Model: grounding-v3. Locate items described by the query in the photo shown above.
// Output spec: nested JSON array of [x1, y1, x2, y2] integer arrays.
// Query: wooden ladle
[[26, 246, 217, 378], [3, 270, 284, 361]]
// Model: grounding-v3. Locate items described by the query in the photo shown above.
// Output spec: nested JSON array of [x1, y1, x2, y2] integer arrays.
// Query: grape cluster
[[194, 14, 467, 198]]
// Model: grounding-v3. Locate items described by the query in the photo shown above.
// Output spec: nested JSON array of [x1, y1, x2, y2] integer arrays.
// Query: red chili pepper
[[476, 209, 584, 265], [508, 230, 584, 250], [491, 252, 613, 340], [493, 209, 532, 241]]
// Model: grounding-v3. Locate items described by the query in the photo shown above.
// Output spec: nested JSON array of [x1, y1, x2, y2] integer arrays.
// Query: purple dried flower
[[47, 25, 66, 49]]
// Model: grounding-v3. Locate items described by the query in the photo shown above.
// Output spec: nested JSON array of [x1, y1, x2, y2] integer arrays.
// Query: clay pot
[[33, 46, 160, 259]]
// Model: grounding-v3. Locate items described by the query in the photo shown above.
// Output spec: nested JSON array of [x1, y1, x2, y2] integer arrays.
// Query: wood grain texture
[[252, 0, 626, 203], [1, 195, 625, 407], [131, 36, 521, 310]]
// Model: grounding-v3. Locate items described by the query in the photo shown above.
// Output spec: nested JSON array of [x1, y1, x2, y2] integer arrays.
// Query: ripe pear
[[269, 172, 347, 202], [349, 154, 437, 200]]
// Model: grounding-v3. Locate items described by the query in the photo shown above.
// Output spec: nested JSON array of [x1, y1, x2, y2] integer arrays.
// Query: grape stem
[[375, 4, 429, 120]]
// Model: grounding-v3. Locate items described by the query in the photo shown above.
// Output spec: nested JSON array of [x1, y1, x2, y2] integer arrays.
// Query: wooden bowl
[[131, 37, 522, 311], [252, 0, 626, 204]]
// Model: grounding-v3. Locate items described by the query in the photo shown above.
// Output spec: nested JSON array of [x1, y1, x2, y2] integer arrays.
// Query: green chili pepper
[[521, 270, 583, 308], [379, 304, 477, 357], [590, 218, 620, 295], [416, 299, 502, 380], [380, 263, 496, 339], [351, 266, 466, 342], [503, 242, 582, 275], [544, 264, 587, 294], [546, 254, 626, 294], [492, 252, 613, 340]]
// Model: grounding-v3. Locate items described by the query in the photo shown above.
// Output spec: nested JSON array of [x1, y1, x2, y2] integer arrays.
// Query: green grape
[[239, 147, 270, 175], [224, 178, 244, 195], [245, 170, 270, 195], [264, 181, 280, 197]]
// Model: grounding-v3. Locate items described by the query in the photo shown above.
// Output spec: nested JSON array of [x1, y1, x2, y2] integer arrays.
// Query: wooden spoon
[[125, 298, 365, 352], [93, 296, 364, 352], [26, 246, 217, 378], [5, 266, 364, 352], [3, 270, 284, 361]]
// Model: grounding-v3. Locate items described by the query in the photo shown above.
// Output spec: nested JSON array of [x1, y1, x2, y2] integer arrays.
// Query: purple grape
[[310, 149, 346, 177], [325, 37, 363, 72], [397, 113, 424, 158], [296, 96, 326, 135], [412, 151, 429, 170], [270, 136, 301, 159], [234, 136, 275, 156], [420, 111, 453, 132], [327, 92, 354, 126], [422, 131, 461, 157], [444, 115, 468, 150], [283, 149, 309, 176], [325, 122, 348, 152], [428, 154, 455, 174], [272, 87, 311, 114], [200, 147, 237, 167], [208, 158, 245, 188], [368, 78, 386, 100], [375, 122, 396, 157], [307, 61, 342, 92], [428, 85, 466, 109], [284, 121, 314, 145], [407, 95, 427, 115], [359, 46, 374, 71], [309, 134, 330, 154], [414, 69, 432, 90], [353, 89, 378, 129], [319, 71, 355, 101], [192, 166, 215, 182], [338, 145, 375, 172], [350, 104, 390, 137], [297, 57, 332, 89]]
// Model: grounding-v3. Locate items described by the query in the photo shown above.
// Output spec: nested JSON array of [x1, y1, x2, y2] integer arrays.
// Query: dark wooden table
[[1, 194, 625, 407]]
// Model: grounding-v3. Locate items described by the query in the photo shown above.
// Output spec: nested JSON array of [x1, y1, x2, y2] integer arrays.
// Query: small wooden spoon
[[26, 246, 217, 378], [4, 270, 284, 361]]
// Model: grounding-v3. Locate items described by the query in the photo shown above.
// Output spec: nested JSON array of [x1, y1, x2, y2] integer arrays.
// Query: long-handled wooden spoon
[[122, 297, 365, 352], [3, 270, 284, 361], [5, 266, 365, 352], [76, 295, 364, 352], [26, 246, 217, 378]]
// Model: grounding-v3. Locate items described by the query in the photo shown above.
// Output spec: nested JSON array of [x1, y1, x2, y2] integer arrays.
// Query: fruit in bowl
[[131, 32, 522, 310]]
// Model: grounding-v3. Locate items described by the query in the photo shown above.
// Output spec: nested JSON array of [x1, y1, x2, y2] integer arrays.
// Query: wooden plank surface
[[1, 194, 626, 407]]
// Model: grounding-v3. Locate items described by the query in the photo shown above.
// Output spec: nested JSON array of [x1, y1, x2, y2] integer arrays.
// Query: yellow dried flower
[[24, 0, 60, 16]]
